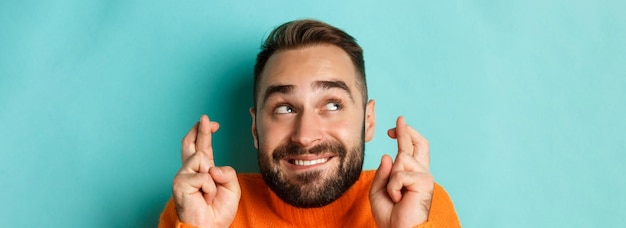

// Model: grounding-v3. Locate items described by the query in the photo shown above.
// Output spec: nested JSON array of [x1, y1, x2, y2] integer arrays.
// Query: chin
[[259, 151, 364, 208]]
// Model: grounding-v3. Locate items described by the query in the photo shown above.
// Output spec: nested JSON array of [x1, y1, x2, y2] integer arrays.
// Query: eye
[[323, 101, 342, 111], [274, 105, 294, 114]]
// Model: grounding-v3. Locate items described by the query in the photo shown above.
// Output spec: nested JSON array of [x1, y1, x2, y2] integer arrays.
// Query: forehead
[[258, 45, 359, 94]]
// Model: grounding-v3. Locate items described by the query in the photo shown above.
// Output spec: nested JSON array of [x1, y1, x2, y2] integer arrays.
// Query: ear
[[249, 107, 259, 149], [364, 99, 376, 142]]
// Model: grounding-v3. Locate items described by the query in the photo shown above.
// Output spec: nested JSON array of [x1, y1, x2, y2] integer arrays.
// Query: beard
[[257, 138, 364, 208]]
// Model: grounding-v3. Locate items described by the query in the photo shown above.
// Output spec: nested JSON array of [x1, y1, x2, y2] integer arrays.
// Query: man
[[160, 19, 460, 227]]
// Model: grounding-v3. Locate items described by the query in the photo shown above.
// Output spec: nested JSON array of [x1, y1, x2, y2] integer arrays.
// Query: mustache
[[272, 141, 347, 161]]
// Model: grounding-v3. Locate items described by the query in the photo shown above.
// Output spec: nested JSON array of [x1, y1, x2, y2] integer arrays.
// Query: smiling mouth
[[289, 157, 330, 166], [286, 155, 336, 167]]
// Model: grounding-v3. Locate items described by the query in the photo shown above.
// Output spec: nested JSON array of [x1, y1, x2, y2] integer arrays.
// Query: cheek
[[257, 119, 291, 151], [326, 116, 363, 142]]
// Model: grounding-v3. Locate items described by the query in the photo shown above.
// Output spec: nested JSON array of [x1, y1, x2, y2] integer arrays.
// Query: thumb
[[210, 166, 241, 195], [370, 154, 393, 196]]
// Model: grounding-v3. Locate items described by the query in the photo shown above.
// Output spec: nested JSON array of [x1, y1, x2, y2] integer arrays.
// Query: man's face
[[250, 44, 375, 208]]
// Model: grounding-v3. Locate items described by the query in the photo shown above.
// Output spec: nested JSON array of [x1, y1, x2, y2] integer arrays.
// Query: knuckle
[[195, 151, 205, 159], [183, 153, 198, 165], [418, 173, 434, 183], [390, 170, 433, 183], [172, 175, 185, 192], [389, 170, 406, 180], [204, 172, 213, 181], [188, 151, 205, 162], [395, 152, 414, 164], [182, 134, 194, 145], [221, 166, 235, 174], [400, 152, 413, 159]]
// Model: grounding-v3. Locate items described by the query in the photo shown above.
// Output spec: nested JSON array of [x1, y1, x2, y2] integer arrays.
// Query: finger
[[386, 171, 434, 203], [391, 151, 426, 173], [179, 151, 213, 174], [395, 116, 414, 156], [406, 126, 430, 170], [201, 174, 218, 204], [387, 128, 397, 139], [211, 121, 220, 133], [196, 115, 219, 167], [172, 173, 212, 197], [210, 166, 241, 196], [370, 154, 393, 197], [391, 118, 431, 170], [386, 171, 417, 203], [181, 122, 199, 163]]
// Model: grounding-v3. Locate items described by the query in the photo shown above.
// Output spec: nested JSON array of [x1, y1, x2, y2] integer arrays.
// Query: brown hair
[[253, 19, 367, 108]]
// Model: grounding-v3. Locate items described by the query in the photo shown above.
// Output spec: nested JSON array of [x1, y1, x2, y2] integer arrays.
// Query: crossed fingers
[[386, 116, 432, 202], [181, 115, 220, 168], [387, 116, 430, 171]]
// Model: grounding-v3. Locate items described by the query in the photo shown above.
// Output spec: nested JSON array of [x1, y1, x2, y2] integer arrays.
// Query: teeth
[[294, 158, 328, 166]]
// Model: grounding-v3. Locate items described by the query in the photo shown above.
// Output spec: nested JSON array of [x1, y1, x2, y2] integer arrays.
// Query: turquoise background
[[1, 0, 624, 227]]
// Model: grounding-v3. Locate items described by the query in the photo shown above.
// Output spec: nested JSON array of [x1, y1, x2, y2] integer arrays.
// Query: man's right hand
[[172, 115, 241, 228]]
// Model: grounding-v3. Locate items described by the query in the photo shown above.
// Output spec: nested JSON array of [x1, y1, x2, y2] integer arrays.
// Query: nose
[[290, 110, 323, 148]]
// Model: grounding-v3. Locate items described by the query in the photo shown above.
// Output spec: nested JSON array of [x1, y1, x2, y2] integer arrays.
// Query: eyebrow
[[312, 80, 354, 101], [262, 84, 294, 105], [261, 80, 354, 106]]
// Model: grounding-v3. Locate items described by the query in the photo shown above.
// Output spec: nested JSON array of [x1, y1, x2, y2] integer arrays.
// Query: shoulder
[[237, 173, 263, 182], [361, 170, 377, 180], [236, 173, 267, 192]]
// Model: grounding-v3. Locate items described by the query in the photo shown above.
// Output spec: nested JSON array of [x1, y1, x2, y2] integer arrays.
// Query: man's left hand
[[370, 116, 434, 228]]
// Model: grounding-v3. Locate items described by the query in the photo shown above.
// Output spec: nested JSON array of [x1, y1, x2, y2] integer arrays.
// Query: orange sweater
[[159, 170, 460, 227]]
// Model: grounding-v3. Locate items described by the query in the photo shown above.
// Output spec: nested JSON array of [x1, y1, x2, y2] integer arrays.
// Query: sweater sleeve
[[158, 197, 198, 228], [415, 183, 461, 228]]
